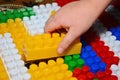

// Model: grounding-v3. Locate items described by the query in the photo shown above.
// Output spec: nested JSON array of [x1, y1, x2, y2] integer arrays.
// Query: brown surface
[[0, 0, 55, 9]]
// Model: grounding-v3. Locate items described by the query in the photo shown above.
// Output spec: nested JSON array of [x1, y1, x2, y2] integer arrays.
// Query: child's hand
[[44, 0, 111, 54]]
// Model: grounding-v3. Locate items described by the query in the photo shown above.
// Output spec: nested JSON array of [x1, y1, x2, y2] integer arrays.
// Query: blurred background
[[0, 0, 55, 10]]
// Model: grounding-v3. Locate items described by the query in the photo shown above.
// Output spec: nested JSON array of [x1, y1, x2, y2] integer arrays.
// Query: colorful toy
[[0, 2, 120, 80]]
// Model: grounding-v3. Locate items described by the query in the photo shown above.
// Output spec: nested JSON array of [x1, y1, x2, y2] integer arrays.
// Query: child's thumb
[[57, 29, 78, 54]]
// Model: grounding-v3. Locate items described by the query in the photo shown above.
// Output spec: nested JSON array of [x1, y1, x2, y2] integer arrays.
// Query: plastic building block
[[109, 75, 118, 80], [0, 19, 28, 57], [78, 74, 87, 80], [55, 0, 77, 7], [22, 3, 60, 36], [9, 19, 28, 51], [28, 58, 77, 80], [0, 15, 7, 23], [0, 33, 31, 80], [84, 24, 119, 67], [99, 75, 118, 80], [75, 37, 118, 79], [96, 71, 106, 79], [80, 45, 106, 74], [0, 3, 65, 61], [0, 11, 3, 15], [110, 64, 120, 80], [0, 18, 82, 61], [23, 3, 60, 35], [64, 55, 84, 71], [93, 78, 98, 80], [0, 2, 120, 80], [73, 66, 118, 80], [81, 66, 90, 73], [73, 66, 95, 80], [0, 58, 9, 80], [50, 10, 56, 16], [83, 21, 120, 79], [110, 26, 120, 40], [23, 15, 45, 35], [33, 2, 60, 15], [93, 21, 120, 58], [0, 8, 35, 23], [24, 33, 82, 61]]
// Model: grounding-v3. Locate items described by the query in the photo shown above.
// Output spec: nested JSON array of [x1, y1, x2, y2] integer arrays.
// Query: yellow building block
[[23, 33, 82, 61], [50, 10, 56, 16], [0, 23, 8, 34], [28, 58, 77, 80], [0, 58, 9, 80]]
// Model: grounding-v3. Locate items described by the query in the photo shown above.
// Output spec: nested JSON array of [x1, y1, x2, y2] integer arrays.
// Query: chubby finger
[[44, 16, 61, 33], [57, 28, 79, 54]]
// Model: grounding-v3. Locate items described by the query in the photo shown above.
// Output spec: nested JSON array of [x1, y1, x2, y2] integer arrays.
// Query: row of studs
[[93, 20, 120, 80], [0, 33, 31, 80], [23, 2, 60, 35]]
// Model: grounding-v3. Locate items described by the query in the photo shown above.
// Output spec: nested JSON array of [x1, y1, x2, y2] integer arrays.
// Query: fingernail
[[57, 48, 64, 54]]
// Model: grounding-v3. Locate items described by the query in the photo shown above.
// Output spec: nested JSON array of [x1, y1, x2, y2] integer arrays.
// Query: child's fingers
[[57, 28, 78, 54], [44, 16, 61, 33]]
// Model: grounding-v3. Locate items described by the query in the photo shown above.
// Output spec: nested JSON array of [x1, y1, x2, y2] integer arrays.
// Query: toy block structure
[[0, 33, 31, 80], [28, 58, 77, 80], [0, 18, 82, 61], [0, 8, 35, 23], [0, 1, 120, 80], [23, 33, 82, 61], [0, 2, 82, 61], [0, 18, 28, 57]]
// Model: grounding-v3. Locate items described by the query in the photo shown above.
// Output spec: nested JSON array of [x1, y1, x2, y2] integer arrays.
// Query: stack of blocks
[[0, 1, 120, 80]]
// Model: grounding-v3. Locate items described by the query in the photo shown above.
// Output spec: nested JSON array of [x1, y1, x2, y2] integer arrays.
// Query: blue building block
[[80, 39, 106, 74], [110, 26, 120, 40]]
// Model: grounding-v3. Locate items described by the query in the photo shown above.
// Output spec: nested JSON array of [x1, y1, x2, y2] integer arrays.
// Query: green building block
[[26, 7, 33, 12], [64, 55, 72, 64], [20, 8, 26, 13], [22, 12, 29, 17], [14, 13, 23, 19], [0, 11, 4, 15], [93, 78, 98, 80], [76, 59, 84, 68], [64, 54, 84, 72], [0, 15, 7, 23], [29, 11, 36, 16], [7, 14, 15, 19], [0, 8, 36, 23], [68, 61, 77, 71], [13, 9, 19, 14], [73, 54, 80, 60], [5, 10, 12, 15]]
